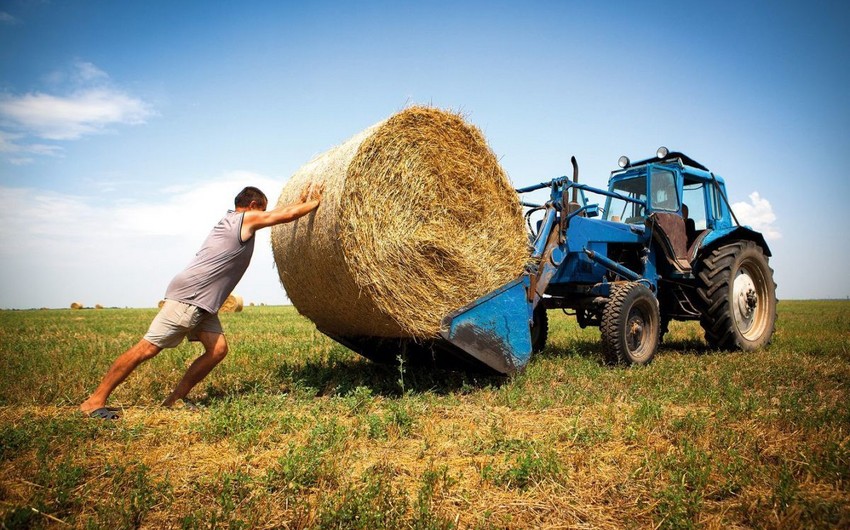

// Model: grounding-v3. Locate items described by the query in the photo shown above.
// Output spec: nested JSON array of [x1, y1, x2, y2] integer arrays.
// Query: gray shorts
[[143, 300, 223, 348]]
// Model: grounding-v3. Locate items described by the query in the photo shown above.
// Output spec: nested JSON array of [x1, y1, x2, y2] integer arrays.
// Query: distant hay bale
[[271, 106, 528, 339], [95, 304, 104, 310], [220, 294, 244, 313], [158, 300, 166, 309], [70, 302, 83, 310]]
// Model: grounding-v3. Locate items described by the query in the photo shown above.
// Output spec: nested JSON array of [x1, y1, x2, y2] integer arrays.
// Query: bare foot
[[79, 398, 105, 415], [162, 398, 201, 411]]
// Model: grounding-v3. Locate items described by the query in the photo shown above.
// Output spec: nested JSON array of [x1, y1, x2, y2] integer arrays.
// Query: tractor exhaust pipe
[[558, 156, 582, 243], [570, 156, 579, 204]]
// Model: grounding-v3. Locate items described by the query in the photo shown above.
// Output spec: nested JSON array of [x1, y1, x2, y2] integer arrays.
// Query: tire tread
[[696, 240, 777, 350]]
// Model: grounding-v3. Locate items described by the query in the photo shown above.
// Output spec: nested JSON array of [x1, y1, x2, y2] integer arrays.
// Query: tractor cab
[[603, 147, 734, 273]]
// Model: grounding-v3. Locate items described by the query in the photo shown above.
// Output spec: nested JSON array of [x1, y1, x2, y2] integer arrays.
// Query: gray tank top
[[165, 211, 255, 313]]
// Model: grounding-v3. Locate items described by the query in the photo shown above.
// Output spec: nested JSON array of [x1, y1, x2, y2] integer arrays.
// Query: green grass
[[0, 301, 848, 528]]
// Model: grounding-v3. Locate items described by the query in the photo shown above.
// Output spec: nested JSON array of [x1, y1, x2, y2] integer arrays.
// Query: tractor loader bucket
[[324, 276, 534, 375], [437, 276, 533, 375]]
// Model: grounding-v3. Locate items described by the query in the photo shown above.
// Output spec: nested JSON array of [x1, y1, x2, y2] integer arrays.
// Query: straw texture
[[220, 294, 244, 313], [271, 107, 528, 338]]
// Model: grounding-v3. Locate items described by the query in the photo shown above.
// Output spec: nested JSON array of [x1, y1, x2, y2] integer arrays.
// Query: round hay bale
[[271, 106, 528, 338], [220, 294, 244, 313], [70, 302, 83, 310]]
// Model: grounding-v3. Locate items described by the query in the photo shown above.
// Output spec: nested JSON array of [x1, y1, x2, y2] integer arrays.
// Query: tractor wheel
[[601, 282, 660, 365], [531, 304, 548, 354], [659, 314, 671, 343], [697, 240, 777, 350]]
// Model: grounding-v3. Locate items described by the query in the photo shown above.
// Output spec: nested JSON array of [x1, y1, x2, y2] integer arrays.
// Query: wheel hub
[[733, 271, 758, 330], [627, 317, 644, 350]]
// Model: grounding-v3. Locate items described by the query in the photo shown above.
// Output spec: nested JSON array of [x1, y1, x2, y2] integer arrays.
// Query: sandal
[[88, 407, 120, 420]]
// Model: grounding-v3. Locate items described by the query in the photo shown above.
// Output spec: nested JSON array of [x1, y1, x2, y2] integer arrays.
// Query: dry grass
[[0, 302, 848, 528], [271, 106, 528, 339]]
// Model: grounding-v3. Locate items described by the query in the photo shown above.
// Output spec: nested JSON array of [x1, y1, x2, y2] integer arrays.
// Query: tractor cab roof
[[615, 147, 710, 173]]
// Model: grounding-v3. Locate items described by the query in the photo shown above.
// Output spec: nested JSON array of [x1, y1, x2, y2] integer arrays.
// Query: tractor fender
[[698, 226, 772, 258]]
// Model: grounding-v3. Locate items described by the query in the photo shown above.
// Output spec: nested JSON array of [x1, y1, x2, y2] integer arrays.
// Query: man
[[80, 184, 322, 419]]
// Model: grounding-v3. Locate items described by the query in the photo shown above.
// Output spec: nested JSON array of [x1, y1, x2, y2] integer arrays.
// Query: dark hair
[[234, 186, 268, 208]]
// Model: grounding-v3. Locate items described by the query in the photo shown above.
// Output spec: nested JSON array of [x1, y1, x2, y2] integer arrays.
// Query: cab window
[[605, 176, 646, 224], [682, 180, 708, 230], [650, 168, 679, 212]]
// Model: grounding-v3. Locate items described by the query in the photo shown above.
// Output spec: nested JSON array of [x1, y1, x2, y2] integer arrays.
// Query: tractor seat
[[685, 217, 697, 246]]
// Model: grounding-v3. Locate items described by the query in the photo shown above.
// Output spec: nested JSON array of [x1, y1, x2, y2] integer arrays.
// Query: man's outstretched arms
[[240, 184, 323, 241]]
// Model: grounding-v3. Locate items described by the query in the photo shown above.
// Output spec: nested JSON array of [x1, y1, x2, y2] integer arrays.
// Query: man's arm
[[241, 186, 322, 241]]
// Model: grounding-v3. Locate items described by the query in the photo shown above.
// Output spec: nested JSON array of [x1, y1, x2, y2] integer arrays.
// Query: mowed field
[[0, 301, 848, 529]]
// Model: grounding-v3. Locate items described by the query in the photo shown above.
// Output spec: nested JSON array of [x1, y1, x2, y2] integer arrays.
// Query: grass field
[[1, 301, 848, 529]]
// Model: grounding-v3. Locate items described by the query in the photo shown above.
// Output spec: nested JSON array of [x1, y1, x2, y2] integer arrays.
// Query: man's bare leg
[[80, 339, 162, 414], [161, 331, 228, 408]]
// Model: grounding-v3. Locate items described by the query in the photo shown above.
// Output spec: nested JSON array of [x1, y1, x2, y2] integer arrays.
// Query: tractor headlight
[[656, 146, 669, 159], [618, 156, 630, 168]]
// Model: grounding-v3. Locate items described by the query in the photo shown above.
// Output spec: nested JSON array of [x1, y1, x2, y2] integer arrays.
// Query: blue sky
[[0, 0, 848, 309]]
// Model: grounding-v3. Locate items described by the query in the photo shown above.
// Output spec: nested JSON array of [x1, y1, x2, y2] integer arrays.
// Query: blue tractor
[[332, 147, 777, 374]]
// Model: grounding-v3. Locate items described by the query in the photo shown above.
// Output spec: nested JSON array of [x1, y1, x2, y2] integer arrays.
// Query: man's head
[[235, 187, 268, 211]]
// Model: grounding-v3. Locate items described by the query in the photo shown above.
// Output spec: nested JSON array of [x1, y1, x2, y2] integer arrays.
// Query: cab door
[[647, 166, 690, 270]]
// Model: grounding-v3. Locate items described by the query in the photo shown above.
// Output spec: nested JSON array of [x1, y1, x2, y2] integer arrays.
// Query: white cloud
[[0, 172, 291, 309], [0, 88, 152, 140], [732, 191, 781, 240], [0, 61, 154, 161], [72, 60, 109, 83], [0, 131, 63, 164], [0, 11, 20, 25]]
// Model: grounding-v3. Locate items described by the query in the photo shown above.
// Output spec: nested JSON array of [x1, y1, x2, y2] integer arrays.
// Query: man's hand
[[300, 182, 324, 203]]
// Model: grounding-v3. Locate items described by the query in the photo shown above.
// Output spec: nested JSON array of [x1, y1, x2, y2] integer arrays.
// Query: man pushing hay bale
[[81, 186, 322, 419], [271, 106, 529, 339]]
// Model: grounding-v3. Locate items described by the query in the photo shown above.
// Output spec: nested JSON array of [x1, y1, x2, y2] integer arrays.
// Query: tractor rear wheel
[[697, 240, 777, 350], [601, 282, 660, 365], [531, 304, 548, 353]]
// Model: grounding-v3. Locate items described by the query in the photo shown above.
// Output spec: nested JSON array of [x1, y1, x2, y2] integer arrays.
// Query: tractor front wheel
[[601, 282, 660, 365], [531, 304, 548, 354], [697, 240, 777, 350]]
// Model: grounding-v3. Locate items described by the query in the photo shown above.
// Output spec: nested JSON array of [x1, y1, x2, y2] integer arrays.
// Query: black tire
[[531, 304, 548, 354], [659, 314, 671, 343], [601, 282, 660, 365], [697, 240, 777, 350]]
